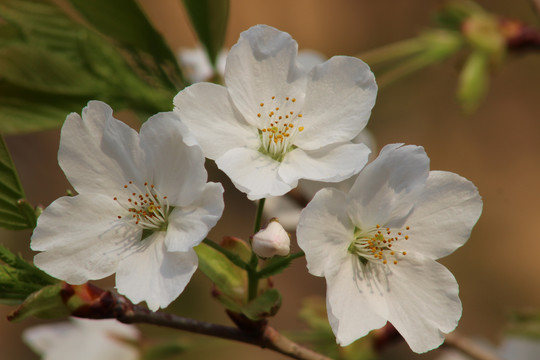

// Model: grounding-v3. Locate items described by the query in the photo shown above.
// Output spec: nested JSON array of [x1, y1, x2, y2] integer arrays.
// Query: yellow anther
[[272, 96, 275, 100], [299, 126, 304, 131], [292, 98, 296, 102], [402, 251, 407, 255], [298, 114, 303, 118], [260, 103, 264, 107], [257, 113, 261, 117], [286, 97, 289, 100], [393, 260, 398, 265]]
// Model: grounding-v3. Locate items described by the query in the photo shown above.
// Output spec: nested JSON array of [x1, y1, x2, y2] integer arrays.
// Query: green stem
[[253, 198, 266, 234], [356, 37, 426, 66], [202, 239, 249, 270], [246, 198, 267, 302], [247, 269, 259, 302]]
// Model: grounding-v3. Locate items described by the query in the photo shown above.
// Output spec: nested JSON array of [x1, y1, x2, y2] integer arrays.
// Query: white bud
[[252, 219, 290, 258]]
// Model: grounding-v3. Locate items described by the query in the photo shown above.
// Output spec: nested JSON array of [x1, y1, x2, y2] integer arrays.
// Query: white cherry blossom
[[31, 101, 224, 311], [173, 25, 377, 200], [297, 144, 483, 353], [23, 318, 140, 360]]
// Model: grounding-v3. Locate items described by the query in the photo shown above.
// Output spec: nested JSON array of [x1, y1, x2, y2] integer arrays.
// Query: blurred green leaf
[[0, 135, 37, 229], [0, 245, 57, 304], [67, 0, 185, 89], [0, 0, 180, 134], [241, 288, 281, 321], [433, 0, 485, 30], [7, 283, 67, 321], [457, 50, 489, 112], [0, 44, 103, 94], [182, 0, 229, 66]]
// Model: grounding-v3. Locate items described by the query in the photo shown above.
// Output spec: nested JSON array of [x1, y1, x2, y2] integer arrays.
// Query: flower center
[[348, 224, 410, 265], [114, 181, 172, 232], [257, 96, 304, 161]]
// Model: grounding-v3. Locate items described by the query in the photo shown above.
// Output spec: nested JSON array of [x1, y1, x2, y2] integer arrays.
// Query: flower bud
[[252, 219, 290, 258]]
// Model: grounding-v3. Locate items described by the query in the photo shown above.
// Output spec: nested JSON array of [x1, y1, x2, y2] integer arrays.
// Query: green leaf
[[257, 251, 304, 279], [182, 0, 229, 66], [194, 240, 247, 302], [0, 136, 37, 229], [67, 0, 184, 89], [241, 289, 281, 321], [7, 283, 68, 322], [0, 44, 104, 95], [0, 245, 57, 304]]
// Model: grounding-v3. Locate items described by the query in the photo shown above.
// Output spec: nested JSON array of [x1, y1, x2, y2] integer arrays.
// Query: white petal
[[140, 111, 208, 206], [325, 256, 388, 346], [347, 144, 429, 229], [165, 182, 224, 252], [294, 56, 377, 150], [173, 82, 259, 159], [297, 188, 354, 277], [23, 322, 74, 355], [216, 147, 292, 200], [58, 101, 145, 196], [279, 142, 370, 184], [297, 49, 326, 70], [46, 329, 138, 360], [225, 24, 306, 128], [31, 194, 140, 284], [115, 232, 198, 310], [72, 318, 139, 340], [384, 254, 462, 353], [397, 171, 482, 259]]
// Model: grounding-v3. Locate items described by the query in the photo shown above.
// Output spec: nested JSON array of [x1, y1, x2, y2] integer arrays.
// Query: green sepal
[[182, 0, 229, 66], [241, 288, 281, 321], [7, 283, 68, 322]]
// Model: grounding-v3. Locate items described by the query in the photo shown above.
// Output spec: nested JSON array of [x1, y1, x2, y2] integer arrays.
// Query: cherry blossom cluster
[[30, 24, 482, 354]]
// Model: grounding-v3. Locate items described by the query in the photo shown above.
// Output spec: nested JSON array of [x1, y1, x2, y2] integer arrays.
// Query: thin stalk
[[356, 37, 426, 65], [253, 198, 266, 234]]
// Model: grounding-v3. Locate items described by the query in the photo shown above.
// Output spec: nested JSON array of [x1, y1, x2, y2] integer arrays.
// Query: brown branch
[[60, 283, 331, 360], [444, 332, 503, 360], [118, 305, 331, 360]]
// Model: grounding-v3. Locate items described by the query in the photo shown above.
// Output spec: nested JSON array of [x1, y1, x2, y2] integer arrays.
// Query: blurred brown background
[[1, 0, 540, 359]]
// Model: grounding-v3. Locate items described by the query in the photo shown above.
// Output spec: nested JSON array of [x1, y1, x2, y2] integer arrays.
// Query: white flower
[[178, 46, 326, 85], [173, 24, 377, 200], [23, 318, 140, 360], [264, 128, 377, 231], [297, 144, 483, 353], [31, 101, 224, 311], [252, 219, 290, 258], [177, 47, 228, 83]]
